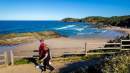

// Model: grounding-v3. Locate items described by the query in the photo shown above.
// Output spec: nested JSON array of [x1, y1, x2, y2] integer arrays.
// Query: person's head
[[39, 39, 44, 43]]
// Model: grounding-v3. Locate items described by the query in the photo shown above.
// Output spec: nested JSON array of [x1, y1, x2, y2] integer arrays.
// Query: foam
[[55, 25, 76, 30]]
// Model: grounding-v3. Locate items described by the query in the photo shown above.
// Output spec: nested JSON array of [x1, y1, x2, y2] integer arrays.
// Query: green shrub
[[102, 52, 130, 73], [81, 54, 103, 60], [14, 58, 31, 65]]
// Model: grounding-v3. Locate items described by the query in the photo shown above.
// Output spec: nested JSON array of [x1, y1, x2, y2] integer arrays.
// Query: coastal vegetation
[[102, 51, 130, 73], [0, 31, 60, 45], [68, 35, 130, 73], [62, 15, 130, 28], [62, 18, 80, 22], [69, 50, 130, 73]]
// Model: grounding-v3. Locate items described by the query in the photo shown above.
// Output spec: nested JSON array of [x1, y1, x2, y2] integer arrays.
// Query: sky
[[0, 0, 130, 20]]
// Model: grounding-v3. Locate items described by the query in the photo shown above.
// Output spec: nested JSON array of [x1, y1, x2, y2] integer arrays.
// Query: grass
[[14, 58, 31, 65], [81, 54, 103, 60], [87, 49, 121, 53], [14, 56, 83, 65], [13, 54, 103, 65]]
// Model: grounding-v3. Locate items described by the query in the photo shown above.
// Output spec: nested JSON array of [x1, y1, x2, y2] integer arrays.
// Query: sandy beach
[[103, 26, 130, 34], [11, 37, 110, 57]]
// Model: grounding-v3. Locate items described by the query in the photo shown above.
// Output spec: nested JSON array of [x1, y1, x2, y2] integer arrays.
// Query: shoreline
[[102, 26, 130, 35], [0, 26, 130, 56]]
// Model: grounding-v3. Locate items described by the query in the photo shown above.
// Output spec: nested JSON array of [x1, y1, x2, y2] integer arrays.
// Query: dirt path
[[0, 63, 64, 73], [0, 59, 99, 73], [0, 64, 40, 73], [0, 56, 86, 73], [0, 58, 73, 73]]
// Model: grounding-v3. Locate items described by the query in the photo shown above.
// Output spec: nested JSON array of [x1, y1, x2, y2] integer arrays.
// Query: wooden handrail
[[121, 40, 130, 41], [0, 51, 8, 66]]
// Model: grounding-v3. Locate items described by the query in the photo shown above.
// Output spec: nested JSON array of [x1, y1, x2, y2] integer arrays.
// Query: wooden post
[[4, 51, 8, 66], [85, 42, 87, 55], [128, 63, 130, 73], [10, 50, 14, 66], [121, 40, 122, 49]]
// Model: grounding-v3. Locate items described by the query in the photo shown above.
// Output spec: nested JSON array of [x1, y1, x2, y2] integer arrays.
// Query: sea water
[[0, 21, 124, 38]]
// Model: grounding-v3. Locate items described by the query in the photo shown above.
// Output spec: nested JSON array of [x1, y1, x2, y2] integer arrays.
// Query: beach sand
[[103, 26, 130, 34], [12, 37, 110, 57]]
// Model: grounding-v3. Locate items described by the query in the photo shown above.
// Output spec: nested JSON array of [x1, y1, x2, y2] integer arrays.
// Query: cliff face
[[62, 15, 130, 27]]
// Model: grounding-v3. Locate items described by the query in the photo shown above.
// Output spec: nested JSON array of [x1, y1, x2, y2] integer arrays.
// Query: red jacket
[[39, 43, 47, 59]]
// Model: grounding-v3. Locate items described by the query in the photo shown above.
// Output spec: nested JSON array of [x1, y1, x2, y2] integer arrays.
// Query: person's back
[[38, 39, 54, 72], [39, 39, 47, 60]]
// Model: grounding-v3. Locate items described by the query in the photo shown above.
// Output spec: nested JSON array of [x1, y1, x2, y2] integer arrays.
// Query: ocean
[[0, 21, 123, 38], [0, 21, 125, 52]]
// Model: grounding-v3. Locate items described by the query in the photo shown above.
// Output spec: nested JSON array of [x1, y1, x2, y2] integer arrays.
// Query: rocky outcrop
[[0, 31, 60, 45]]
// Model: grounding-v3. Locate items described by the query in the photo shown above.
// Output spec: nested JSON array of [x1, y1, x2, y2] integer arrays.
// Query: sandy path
[[0, 64, 40, 73], [0, 61, 68, 73]]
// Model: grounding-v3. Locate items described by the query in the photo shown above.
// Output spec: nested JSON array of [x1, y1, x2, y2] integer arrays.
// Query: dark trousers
[[43, 59, 54, 71]]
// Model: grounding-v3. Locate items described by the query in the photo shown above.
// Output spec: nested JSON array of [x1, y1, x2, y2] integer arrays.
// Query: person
[[38, 39, 54, 72]]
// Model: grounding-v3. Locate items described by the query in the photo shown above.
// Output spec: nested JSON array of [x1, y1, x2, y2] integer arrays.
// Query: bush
[[102, 51, 130, 73], [14, 58, 31, 65]]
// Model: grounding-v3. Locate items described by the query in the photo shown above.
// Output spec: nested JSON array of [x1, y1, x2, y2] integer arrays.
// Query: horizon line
[[0, 20, 60, 21], [0, 15, 130, 21]]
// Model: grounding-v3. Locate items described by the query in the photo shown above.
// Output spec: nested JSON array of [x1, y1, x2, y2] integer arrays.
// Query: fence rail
[[0, 52, 8, 67], [86, 40, 130, 55], [87, 52, 116, 55], [87, 43, 121, 45]]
